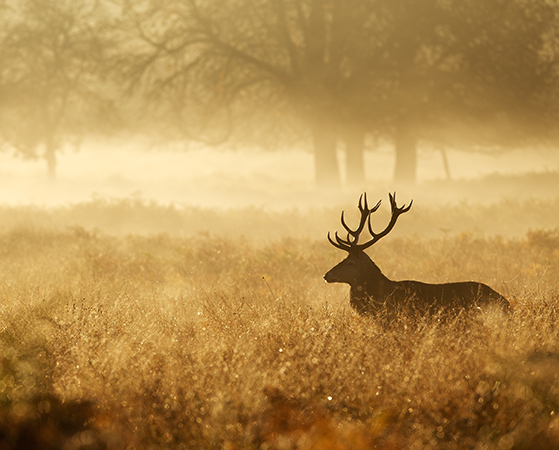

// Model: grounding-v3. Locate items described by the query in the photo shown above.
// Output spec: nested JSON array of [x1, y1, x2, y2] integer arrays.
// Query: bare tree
[[309, 0, 559, 184], [374, 0, 559, 183], [117, 0, 559, 187], [119, 0, 382, 187], [0, 0, 116, 180]]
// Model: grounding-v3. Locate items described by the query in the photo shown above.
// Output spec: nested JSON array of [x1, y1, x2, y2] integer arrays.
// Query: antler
[[328, 192, 412, 253], [327, 193, 381, 251]]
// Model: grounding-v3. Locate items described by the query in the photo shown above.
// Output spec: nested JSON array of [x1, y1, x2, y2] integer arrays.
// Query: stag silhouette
[[324, 193, 510, 319]]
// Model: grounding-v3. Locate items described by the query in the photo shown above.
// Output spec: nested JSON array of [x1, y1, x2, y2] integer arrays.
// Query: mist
[[1, 0, 559, 210], [2, 141, 559, 210]]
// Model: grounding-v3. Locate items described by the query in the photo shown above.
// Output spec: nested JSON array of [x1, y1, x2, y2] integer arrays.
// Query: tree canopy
[[0, 0, 116, 179], [1, 0, 558, 184]]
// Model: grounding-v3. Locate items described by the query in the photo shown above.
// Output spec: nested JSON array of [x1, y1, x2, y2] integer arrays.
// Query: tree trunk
[[312, 124, 340, 188], [343, 128, 365, 187], [440, 147, 452, 180], [45, 134, 57, 182], [393, 122, 417, 184]]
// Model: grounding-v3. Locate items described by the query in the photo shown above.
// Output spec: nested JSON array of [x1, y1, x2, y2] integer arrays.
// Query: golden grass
[[0, 204, 559, 449]]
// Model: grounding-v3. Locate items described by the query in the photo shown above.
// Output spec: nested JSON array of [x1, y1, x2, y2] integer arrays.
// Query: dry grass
[[0, 204, 559, 449]]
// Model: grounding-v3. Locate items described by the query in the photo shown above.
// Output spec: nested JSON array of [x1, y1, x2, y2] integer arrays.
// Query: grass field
[[1, 197, 559, 449]]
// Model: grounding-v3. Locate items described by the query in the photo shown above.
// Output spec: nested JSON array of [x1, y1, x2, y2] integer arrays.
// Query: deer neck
[[350, 259, 395, 310]]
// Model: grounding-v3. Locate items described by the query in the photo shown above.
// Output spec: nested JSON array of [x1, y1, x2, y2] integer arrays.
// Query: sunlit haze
[[2, 141, 559, 209]]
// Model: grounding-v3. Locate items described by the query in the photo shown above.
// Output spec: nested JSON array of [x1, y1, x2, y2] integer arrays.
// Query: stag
[[324, 193, 510, 319]]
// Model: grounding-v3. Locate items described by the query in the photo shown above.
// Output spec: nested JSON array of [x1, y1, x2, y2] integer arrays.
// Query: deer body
[[324, 251, 510, 317], [324, 193, 511, 318]]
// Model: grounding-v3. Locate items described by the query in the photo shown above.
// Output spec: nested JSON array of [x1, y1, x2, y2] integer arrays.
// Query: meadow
[[0, 196, 559, 449]]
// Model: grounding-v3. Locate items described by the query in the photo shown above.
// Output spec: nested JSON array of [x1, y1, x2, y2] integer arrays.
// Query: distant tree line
[[0, 0, 558, 186]]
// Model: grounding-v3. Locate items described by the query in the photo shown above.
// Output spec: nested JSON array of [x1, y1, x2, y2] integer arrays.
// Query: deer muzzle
[[323, 269, 339, 283]]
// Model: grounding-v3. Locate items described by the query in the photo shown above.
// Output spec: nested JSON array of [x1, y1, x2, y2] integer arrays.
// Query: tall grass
[[0, 204, 558, 449]]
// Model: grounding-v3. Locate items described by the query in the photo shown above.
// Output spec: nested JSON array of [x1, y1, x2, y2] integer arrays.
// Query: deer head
[[324, 192, 412, 286]]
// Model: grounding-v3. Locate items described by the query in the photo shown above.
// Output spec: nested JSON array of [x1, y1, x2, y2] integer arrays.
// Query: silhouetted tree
[[120, 0, 383, 187], [0, 0, 115, 180], [119, 0, 559, 186], [370, 0, 559, 183], [443, 0, 559, 149]]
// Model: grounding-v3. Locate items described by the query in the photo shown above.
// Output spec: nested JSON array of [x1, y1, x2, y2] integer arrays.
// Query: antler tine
[[337, 232, 353, 248], [358, 192, 368, 213], [362, 192, 412, 250], [370, 198, 383, 213], [359, 193, 382, 215], [389, 191, 413, 214], [340, 193, 381, 241], [327, 231, 352, 251]]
